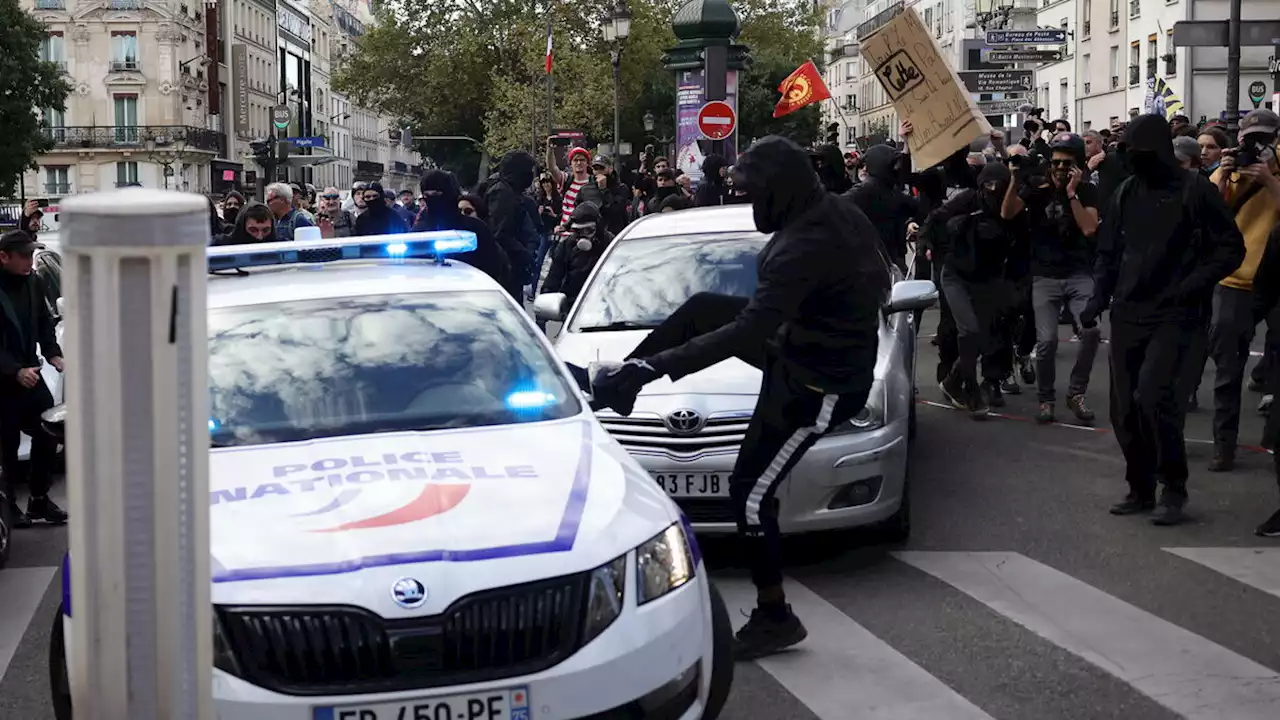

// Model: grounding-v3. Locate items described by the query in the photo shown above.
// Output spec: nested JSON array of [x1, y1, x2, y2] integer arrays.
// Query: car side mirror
[[533, 292, 569, 322], [884, 279, 938, 314], [55, 297, 65, 316]]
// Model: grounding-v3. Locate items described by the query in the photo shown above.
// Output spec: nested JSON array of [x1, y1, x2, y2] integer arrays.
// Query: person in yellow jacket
[[1206, 109, 1280, 471]]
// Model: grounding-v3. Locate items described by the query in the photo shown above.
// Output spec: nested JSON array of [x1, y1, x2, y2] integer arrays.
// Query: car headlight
[[581, 555, 626, 644], [636, 523, 696, 606], [828, 379, 886, 434]]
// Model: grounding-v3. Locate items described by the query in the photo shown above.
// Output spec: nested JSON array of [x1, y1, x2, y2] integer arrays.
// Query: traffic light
[[249, 139, 273, 161], [826, 122, 839, 145]]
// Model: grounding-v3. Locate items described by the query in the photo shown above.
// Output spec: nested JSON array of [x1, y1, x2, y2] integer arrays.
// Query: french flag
[[545, 20, 553, 74]]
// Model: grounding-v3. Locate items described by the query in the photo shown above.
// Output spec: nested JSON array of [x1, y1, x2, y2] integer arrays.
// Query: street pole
[[612, 47, 622, 156], [1226, 0, 1243, 136], [704, 44, 728, 159], [60, 188, 213, 720]]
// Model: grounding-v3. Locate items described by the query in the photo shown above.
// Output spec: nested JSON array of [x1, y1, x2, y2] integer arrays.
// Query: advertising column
[[674, 69, 738, 183]]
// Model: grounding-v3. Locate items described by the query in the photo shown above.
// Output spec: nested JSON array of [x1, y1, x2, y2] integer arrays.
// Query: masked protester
[[412, 170, 506, 284], [542, 202, 612, 305], [1082, 113, 1244, 526], [353, 181, 408, 237], [844, 144, 921, 273], [927, 163, 1018, 417], [583, 136, 889, 660], [222, 190, 245, 226], [484, 151, 540, 299], [812, 144, 853, 193], [694, 154, 731, 207], [0, 230, 68, 528], [211, 202, 276, 246]]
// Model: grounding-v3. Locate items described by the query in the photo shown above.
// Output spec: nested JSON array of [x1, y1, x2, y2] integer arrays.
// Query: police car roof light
[[206, 231, 478, 272]]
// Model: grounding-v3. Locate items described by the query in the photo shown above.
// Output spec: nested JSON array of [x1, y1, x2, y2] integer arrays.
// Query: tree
[[334, 0, 824, 172], [0, 0, 72, 197]]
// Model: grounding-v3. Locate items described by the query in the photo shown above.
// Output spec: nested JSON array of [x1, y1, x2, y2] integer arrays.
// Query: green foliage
[[333, 0, 824, 170], [0, 0, 72, 196]]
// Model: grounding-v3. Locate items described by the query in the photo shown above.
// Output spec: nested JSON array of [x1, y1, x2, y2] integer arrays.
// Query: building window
[[1109, 46, 1119, 88], [1129, 0, 1139, 18], [113, 94, 138, 142], [116, 161, 139, 187], [40, 33, 65, 68], [1129, 42, 1140, 85], [110, 32, 138, 70], [44, 166, 70, 196], [1083, 0, 1092, 36], [1165, 30, 1176, 75], [1109, 0, 1119, 28], [846, 126, 857, 145], [1147, 35, 1158, 78], [1060, 78, 1069, 114]]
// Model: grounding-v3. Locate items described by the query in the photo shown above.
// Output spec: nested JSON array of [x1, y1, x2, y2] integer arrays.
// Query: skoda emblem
[[391, 577, 427, 608], [665, 408, 705, 435]]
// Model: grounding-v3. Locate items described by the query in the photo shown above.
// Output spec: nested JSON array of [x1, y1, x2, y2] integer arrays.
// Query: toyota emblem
[[665, 408, 705, 434], [391, 577, 427, 608]]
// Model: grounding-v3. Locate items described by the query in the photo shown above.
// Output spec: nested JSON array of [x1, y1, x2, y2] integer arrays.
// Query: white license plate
[[653, 472, 729, 497], [315, 686, 529, 720]]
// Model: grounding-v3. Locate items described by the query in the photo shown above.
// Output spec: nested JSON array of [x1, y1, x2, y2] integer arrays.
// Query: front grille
[[677, 498, 738, 524], [217, 573, 586, 695], [598, 414, 749, 456]]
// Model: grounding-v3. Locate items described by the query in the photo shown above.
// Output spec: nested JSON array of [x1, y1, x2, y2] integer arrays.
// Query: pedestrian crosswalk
[[2, 547, 1279, 720]]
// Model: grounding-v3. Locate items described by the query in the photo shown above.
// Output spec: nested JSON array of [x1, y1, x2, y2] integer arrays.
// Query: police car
[[50, 232, 734, 720]]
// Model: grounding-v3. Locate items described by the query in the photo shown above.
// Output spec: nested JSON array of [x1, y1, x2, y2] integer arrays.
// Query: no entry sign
[[697, 101, 737, 140]]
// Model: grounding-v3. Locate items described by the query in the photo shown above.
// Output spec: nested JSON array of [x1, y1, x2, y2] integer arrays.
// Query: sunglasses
[[1050, 159, 1074, 167], [322, 193, 340, 200]]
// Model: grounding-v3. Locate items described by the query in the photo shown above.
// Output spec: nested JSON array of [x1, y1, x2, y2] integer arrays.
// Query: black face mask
[[1128, 150, 1164, 176], [224, 206, 241, 224]]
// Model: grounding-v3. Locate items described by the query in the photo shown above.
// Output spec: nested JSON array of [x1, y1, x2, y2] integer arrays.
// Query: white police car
[[50, 232, 734, 720]]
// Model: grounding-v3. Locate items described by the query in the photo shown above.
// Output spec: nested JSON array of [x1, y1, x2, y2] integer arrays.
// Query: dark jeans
[[994, 278, 1036, 376], [932, 263, 958, 383], [1209, 285, 1257, 448], [1032, 275, 1102, 403], [1110, 317, 1196, 506], [940, 267, 1006, 396], [1, 378, 57, 503], [594, 292, 869, 593]]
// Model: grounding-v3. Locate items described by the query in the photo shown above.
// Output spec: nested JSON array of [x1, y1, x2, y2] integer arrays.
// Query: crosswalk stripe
[[1163, 547, 1280, 601], [716, 576, 996, 720], [0, 566, 57, 679], [895, 551, 1280, 720]]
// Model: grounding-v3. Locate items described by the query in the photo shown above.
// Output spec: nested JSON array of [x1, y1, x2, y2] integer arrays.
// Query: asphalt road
[[3, 308, 1279, 720]]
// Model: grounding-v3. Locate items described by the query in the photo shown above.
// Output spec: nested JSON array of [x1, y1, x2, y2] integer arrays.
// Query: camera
[[1020, 104, 1046, 134], [1235, 139, 1261, 168]]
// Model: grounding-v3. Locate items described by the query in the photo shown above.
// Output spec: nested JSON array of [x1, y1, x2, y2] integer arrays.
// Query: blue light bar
[[207, 231, 478, 272]]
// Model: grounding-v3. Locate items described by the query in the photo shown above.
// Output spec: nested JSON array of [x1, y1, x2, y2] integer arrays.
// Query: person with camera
[[1201, 109, 1280, 472], [1001, 133, 1102, 425], [1082, 113, 1243, 526], [1018, 108, 1052, 156], [315, 186, 357, 238]]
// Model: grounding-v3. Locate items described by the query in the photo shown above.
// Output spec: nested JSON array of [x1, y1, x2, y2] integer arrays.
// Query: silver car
[[536, 205, 937, 539]]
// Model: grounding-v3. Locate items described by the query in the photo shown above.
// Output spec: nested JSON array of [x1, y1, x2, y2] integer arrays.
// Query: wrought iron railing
[[110, 60, 140, 71], [1128, 65, 1139, 85], [35, 0, 65, 8], [41, 126, 223, 153], [856, 1, 904, 40], [110, 0, 143, 8], [1109, 10, 1119, 27], [1083, 20, 1091, 36], [1129, 0, 1140, 16]]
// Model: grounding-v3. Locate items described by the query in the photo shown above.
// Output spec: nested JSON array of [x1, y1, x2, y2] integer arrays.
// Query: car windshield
[[569, 233, 767, 332], [208, 291, 579, 447]]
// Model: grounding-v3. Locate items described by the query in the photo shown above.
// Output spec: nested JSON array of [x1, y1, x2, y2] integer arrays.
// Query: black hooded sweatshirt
[[543, 203, 614, 304], [354, 182, 408, 237], [647, 136, 890, 394], [1088, 114, 1244, 324], [844, 144, 921, 268], [211, 203, 275, 246], [815, 144, 853, 194], [484, 151, 537, 274], [694, 154, 730, 207], [412, 170, 507, 283], [925, 163, 1017, 282]]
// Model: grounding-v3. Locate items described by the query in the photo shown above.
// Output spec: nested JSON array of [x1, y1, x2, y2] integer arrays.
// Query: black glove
[[1079, 305, 1100, 329]]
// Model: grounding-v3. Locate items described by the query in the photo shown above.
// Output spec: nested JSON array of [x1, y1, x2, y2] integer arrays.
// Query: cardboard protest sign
[[861, 8, 991, 171]]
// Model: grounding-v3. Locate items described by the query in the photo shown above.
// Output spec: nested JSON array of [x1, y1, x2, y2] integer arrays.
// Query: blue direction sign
[[985, 29, 1068, 45], [287, 136, 325, 148]]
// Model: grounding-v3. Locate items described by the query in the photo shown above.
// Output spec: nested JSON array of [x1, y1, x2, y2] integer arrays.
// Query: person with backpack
[[265, 182, 315, 242], [1080, 113, 1244, 526]]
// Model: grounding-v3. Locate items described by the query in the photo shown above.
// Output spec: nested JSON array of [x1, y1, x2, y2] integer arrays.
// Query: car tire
[[50, 604, 72, 720], [703, 581, 735, 720], [876, 479, 911, 544], [0, 490, 11, 570]]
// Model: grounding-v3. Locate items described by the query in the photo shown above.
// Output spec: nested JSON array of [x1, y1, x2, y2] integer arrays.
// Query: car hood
[[208, 417, 677, 615]]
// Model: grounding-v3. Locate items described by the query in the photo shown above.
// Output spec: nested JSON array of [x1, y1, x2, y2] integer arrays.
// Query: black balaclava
[[1124, 114, 1179, 185], [499, 151, 537, 192], [732, 136, 823, 234], [702, 154, 728, 187], [976, 162, 1011, 214], [860, 144, 899, 184], [418, 170, 462, 228]]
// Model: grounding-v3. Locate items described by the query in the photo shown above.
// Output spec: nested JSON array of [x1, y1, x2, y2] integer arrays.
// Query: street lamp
[[643, 110, 655, 133], [602, 0, 632, 157], [144, 134, 190, 190]]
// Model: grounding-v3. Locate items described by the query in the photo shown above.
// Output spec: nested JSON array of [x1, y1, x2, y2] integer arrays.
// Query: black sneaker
[[1255, 509, 1280, 537], [1208, 446, 1235, 472], [1000, 375, 1021, 395], [940, 376, 968, 410], [588, 360, 658, 417], [1018, 355, 1036, 385], [1066, 394, 1095, 423], [733, 606, 808, 661], [1109, 496, 1155, 515], [26, 496, 68, 524], [8, 500, 32, 529], [982, 381, 1006, 408], [1151, 503, 1187, 526]]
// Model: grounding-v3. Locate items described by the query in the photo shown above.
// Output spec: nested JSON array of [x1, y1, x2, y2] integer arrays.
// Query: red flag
[[773, 60, 832, 118], [545, 21, 554, 74]]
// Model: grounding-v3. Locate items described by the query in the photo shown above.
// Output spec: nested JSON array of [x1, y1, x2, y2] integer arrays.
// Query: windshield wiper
[[577, 320, 659, 332]]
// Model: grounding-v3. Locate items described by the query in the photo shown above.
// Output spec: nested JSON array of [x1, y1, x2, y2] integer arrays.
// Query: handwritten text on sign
[[862, 8, 990, 171]]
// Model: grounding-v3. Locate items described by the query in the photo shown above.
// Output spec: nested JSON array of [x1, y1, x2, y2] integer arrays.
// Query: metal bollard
[[60, 189, 213, 720]]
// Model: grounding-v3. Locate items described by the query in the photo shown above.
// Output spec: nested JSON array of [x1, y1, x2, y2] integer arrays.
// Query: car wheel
[[0, 490, 11, 570], [703, 581, 735, 720], [876, 479, 911, 544], [50, 604, 73, 720]]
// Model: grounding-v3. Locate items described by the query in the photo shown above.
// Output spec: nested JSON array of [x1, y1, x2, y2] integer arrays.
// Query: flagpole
[[546, 15, 554, 144]]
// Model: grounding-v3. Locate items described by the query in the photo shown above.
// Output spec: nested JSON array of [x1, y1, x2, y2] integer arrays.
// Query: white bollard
[[60, 189, 213, 720]]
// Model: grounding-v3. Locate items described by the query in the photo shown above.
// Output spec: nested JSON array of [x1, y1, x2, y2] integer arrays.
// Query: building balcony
[[35, 0, 65, 8], [41, 126, 224, 154], [110, 0, 143, 8], [1128, 65, 1139, 85], [110, 59, 140, 72], [44, 183, 71, 195]]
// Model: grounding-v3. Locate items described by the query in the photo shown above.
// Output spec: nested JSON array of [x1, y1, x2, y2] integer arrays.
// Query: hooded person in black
[[542, 202, 613, 304], [1082, 114, 1244, 525], [211, 202, 277, 246], [413, 170, 507, 283], [484, 151, 539, 299], [845, 144, 921, 272], [813, 144, 853, 194], [353, 181, 408, 237], [694, 153, 730, 207], [586, 136, 890, 660], [926, 162, 1018, 417]]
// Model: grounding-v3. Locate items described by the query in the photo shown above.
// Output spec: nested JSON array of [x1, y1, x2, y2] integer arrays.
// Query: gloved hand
[[1079, 305, 1100, 330]]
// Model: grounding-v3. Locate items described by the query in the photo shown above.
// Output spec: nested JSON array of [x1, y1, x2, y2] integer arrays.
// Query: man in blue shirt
[[265, 182, 314, 242]]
